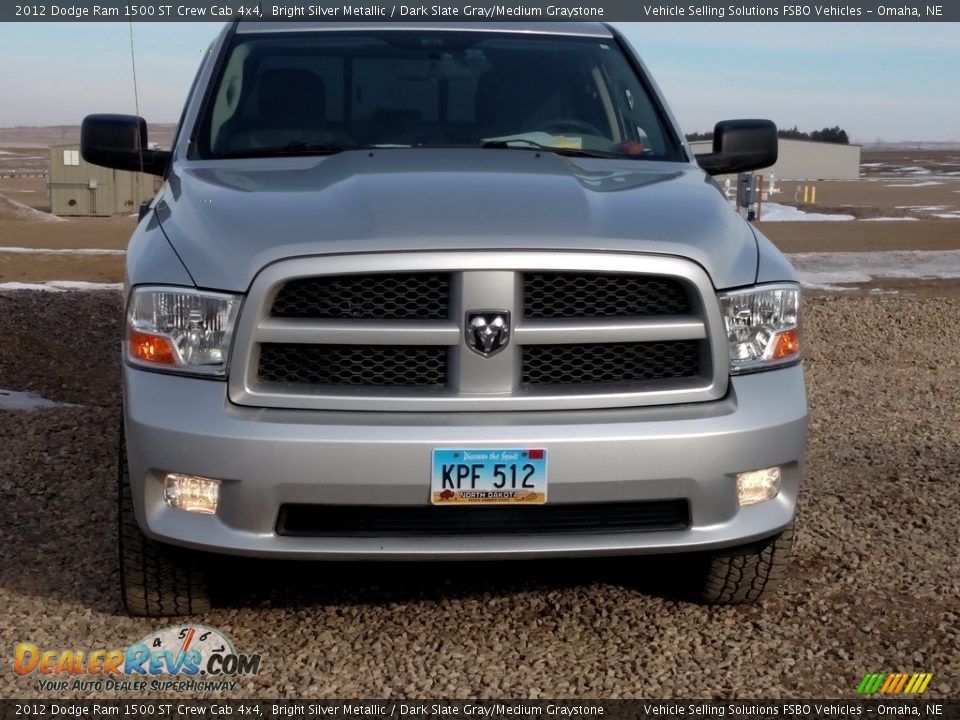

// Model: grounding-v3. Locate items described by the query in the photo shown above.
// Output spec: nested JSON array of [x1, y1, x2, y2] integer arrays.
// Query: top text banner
[[4, 1, 960, 22]]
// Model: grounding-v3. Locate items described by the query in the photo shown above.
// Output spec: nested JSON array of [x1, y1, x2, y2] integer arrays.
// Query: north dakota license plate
[[431, 448, 548, 505]]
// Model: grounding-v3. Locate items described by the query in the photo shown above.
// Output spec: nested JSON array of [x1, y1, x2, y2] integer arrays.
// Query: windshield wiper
[[480, 139, 622, 159], [217, 142, 346, 159]]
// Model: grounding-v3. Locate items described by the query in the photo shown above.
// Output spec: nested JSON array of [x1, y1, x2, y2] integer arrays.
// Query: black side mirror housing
[[696, 119, 778, 176], [80, 114, 170, 177]]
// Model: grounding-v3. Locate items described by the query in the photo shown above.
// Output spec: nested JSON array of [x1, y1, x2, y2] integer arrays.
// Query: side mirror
[[80, 114, 170, 177], [696, 119, 778, 176]]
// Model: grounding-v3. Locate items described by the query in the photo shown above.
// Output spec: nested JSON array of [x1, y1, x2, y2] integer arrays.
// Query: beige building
[[689, 138, 862, 181], [48, 143, 159, 217]]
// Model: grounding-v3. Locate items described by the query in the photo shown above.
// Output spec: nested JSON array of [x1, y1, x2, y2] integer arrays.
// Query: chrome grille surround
[[229, 252, 729, 412]]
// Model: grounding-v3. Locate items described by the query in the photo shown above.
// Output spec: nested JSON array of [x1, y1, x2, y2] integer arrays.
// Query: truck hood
[[154, 149, 758, 291]]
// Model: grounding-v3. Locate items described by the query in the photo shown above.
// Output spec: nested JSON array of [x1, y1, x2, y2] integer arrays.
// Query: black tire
[[697, 524, 794, 605], [118, 424, 211, 616]]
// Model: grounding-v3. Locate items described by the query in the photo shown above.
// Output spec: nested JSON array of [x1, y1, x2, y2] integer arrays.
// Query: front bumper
[[124, 364, 808, 560]]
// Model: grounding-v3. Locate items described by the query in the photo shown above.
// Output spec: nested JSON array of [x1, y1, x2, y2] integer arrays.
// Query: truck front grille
[[276, 500, 691, 537], [522, 341, 700, 385], [524, 272, 688, 318], [230, 252, 726, 411], [271, 272, 449, 320], [258, 344, 447, 386]]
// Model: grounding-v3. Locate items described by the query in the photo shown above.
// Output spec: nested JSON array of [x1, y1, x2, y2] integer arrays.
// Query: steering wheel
[[538, 118, 604, 137]]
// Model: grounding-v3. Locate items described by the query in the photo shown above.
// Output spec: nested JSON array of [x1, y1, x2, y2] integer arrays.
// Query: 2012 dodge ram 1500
[[82, 21, 807, 616]]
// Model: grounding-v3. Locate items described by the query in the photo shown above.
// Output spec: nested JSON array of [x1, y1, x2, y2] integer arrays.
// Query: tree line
[[686, 126, 850, 144]]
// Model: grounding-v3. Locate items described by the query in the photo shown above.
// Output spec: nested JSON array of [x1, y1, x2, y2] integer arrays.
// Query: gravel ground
[[1, 291, 958, 699]]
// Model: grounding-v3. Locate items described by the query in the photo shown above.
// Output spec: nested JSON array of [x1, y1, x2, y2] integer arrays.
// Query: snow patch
[[0, 281, 122, 292], [0, 389, 77, 411], [884, 181, 944, 188], [759, 202, 853, 222], [789, 250, 960, 291], [0, 247, 125, 255], [0, 192, 65, 222], [862, 217, 919, 222]]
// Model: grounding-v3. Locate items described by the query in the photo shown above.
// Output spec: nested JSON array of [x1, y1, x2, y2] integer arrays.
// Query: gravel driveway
[[1, 291, 957, 699]]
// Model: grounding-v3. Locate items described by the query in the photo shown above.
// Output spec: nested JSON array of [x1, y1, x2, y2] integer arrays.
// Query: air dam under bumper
[[124, 364, 807, 560]]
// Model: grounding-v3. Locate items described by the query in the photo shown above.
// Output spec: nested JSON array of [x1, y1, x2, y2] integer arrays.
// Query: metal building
[[48, 143, 159, 217], [689, 138, 862, 181]]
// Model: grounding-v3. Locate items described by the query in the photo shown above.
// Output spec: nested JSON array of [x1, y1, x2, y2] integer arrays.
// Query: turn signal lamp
[[129, 330, 177, 366]]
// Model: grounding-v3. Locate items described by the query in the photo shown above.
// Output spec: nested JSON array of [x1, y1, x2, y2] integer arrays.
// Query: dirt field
[[758, 220, 960, 254], [860, 148, 960, 178]]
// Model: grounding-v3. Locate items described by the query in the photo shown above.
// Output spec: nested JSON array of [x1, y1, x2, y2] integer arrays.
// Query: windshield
[[196, 31, 683, 161]]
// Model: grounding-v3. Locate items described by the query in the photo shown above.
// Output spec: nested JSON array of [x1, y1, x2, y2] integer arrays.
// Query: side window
[[63, 149, 80, 166], [599, 49, 670, 155], [209, 43, 250, 150]]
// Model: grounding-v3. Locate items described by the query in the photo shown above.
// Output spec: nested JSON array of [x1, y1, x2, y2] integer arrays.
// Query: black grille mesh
[[258, 344, 446, 386], [277, 500, 690, 537], [524, 273, 689, 318], [522, 341, 700, 385], [271, 273, 449, 320]]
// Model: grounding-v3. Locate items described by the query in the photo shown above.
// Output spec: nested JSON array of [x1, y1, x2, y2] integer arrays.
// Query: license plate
[[431, 448, 547, 505]]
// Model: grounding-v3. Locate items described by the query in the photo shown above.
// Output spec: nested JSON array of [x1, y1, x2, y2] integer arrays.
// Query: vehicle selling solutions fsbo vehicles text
[[641, 5, 867, 18]]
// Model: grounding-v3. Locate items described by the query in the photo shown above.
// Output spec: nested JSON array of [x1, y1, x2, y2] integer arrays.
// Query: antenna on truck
[[129, 21, 145, 200]]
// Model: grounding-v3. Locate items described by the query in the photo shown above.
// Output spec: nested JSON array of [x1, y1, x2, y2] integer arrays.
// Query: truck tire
[[697, 524, 794, 604], [118, 425, 211, 616]]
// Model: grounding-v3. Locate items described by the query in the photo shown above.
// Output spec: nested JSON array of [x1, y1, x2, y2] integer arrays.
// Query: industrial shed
[[689, 138, 862, 181], [48, 143, 159, 217]]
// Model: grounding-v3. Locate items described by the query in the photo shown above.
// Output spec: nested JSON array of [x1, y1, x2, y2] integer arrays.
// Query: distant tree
[[687, 126, 849, 144], [809, 126, 850, 144], [778, 126, 808, 140]]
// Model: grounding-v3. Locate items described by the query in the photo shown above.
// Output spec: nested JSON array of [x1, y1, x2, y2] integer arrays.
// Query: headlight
[[126, 287, 242, 376], [719, 284, 800, 374]]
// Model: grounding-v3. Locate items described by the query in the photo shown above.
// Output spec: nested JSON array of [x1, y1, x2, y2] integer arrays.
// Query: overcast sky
[[0, 21, 956, 142]]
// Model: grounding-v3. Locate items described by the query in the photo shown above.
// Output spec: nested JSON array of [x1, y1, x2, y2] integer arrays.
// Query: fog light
[[736, 466, 782, 506], [163, 473, 220, 514]]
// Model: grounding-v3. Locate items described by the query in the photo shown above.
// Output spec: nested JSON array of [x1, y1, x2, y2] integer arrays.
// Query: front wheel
[[118, 423, 211, 616], [696, 524, 795, 605]]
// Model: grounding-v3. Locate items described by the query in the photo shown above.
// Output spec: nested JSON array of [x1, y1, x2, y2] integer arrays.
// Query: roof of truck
[[235, 21, 613, 37]]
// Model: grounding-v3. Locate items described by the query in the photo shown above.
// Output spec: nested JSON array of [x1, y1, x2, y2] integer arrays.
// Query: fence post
[[756, 175, 763, 221]]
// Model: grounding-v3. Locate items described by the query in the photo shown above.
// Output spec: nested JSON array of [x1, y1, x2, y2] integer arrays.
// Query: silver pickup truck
[[82, 21, 807, 616]]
